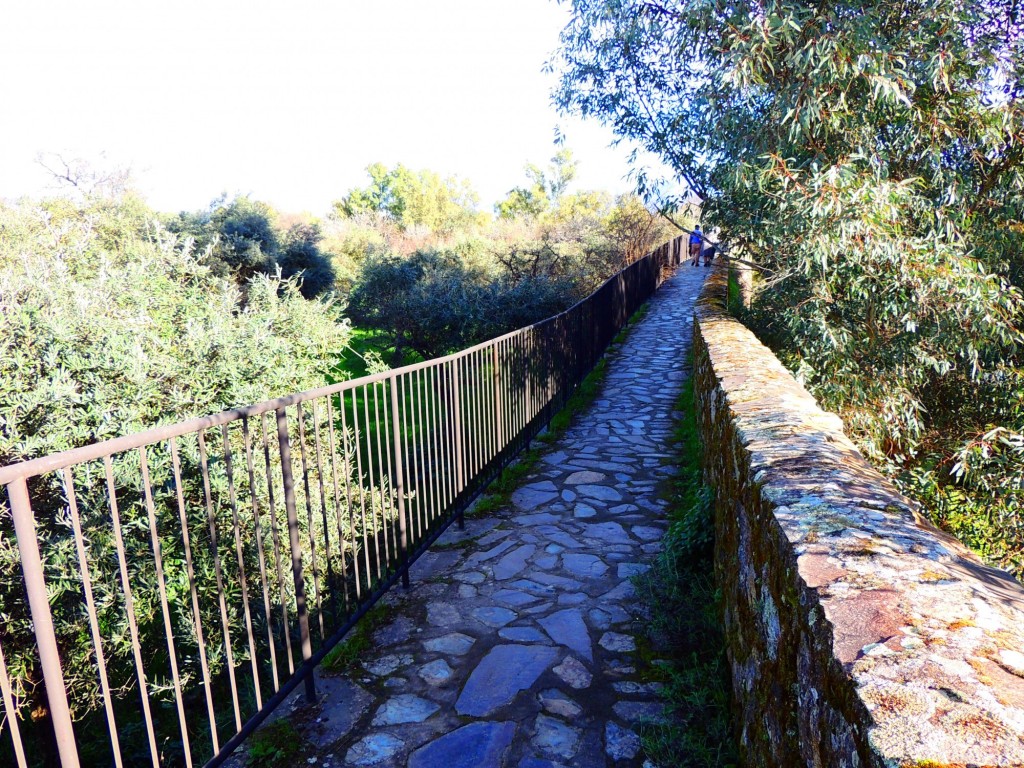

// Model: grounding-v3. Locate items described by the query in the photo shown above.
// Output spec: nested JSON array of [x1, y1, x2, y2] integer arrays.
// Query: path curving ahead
[[273, 265, 708, 768]]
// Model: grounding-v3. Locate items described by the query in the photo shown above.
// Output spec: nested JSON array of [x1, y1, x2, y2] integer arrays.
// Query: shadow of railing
[[0, 235, 684, 768]]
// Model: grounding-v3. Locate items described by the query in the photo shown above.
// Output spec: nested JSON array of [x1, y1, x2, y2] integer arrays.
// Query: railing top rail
[[0, 236, 680, 487]]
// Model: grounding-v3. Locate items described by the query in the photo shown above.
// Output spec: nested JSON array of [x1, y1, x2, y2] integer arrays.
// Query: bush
[[165, 196, 336, 297], [0, 194, 352, 763], [346, 248, 582, 362]]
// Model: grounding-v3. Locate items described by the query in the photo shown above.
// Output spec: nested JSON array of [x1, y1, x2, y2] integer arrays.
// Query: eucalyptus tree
[[555, 1, 1024, 570]]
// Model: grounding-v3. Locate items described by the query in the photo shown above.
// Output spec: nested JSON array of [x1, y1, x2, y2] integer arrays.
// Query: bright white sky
[[0, 0, 671, 215]]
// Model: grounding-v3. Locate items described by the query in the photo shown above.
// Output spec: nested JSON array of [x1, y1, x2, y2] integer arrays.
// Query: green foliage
[[346, 248, 581, 361], [245, 720, 307, 767], [0, 196, 348, 463], [556, 0, 1024, 577], [495, 149, 578, 219], [166, 196, 336, 297], [604, 193, 679, 265], [633, 375, 736, 767], [334, 163, 483, 236], [0, 193, 356, 762]]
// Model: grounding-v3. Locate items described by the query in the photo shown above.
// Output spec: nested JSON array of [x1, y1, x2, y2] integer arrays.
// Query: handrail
[[0, 235, 685, 768], [0, 241, 668, 486]]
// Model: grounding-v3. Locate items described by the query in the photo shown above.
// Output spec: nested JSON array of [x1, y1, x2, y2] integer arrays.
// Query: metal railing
[[0, 236, 684, 767]]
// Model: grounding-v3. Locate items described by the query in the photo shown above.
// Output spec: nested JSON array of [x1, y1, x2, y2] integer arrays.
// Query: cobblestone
[[236, 267, 704, 767]]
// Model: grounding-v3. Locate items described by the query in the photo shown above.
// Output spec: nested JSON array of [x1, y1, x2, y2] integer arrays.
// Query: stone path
[[268, 265, 707, 768]]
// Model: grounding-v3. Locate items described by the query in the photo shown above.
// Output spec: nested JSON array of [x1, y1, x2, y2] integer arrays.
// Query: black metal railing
[[0, 235, 684, 767]]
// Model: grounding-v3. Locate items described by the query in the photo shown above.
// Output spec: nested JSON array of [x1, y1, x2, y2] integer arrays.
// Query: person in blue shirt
[[689, 225, 703, 266]]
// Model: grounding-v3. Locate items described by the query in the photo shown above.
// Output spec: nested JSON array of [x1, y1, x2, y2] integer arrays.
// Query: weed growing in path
[[634, 371, 737, 767], [321, 602, 393, 674], [245, 720, 307, 767]]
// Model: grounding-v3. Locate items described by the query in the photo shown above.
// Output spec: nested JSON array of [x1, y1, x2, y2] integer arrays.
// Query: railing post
[[7, 478, 81, 768], [451, 360, 465, 530], [492, 345, 504, 450], [389, 374, 410, 588], [276, 408, 316, 704]]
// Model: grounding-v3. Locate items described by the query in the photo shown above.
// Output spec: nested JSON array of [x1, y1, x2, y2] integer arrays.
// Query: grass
[[632, 370, 738, 768], [726, 263, 743, 317], [321, 602, 393, 674], [332, 326, 411, 380], [244, 720, 308, 767]]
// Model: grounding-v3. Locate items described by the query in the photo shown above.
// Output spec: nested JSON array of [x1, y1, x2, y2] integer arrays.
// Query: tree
[[346, 248, 580, 361], [555, 1, 1024, 572], [166, 196, 335, 296], [280, 221, 337, 298], [495, 149, 579, 219], [603, 194, 678, 265], [334, 163, 482, 235]]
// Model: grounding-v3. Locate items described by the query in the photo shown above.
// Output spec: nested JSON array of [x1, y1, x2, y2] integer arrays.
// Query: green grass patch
[[245, 720, 307, 767], [727, 271, 742, 316], [466, 445, 544, 519], [544, 357, 609, 438], [632, 370, 737, 767], [332, 326, 390, 380], [321, 602, 392, 674], [430, 536, 478, 551]]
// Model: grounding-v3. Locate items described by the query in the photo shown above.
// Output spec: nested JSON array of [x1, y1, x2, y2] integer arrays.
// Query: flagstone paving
[[255, 265, 707, 768]]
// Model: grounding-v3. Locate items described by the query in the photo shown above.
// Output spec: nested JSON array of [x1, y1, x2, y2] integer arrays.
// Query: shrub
[[0, 194, 352, 763]]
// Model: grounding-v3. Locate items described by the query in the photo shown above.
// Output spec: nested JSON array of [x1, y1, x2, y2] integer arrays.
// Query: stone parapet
[[693, 262, 1024, 767]]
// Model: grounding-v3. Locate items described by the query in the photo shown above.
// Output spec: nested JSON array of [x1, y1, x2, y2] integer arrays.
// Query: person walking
[[689, 225, 703, 266]]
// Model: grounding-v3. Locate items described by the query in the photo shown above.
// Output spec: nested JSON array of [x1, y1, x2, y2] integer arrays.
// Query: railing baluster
[[340, 393, 364, 601], [0, 636, 27, 768], [7, 478, 80, 768], [62, 467, 121, 767], [241, 417, 281, 693], [276, 407, 316, 703], [451, 358, 465, 528], [325, 395, 352, 614], [436, 364, 449, 518], [169, 437, 220, 753], [352, 390, 373, 593], [198, 432, 244, 732], [410, 370, 424, 539], [295, 402, 325, 642], [427, 366, 440, 526], [360, 385, 380, 584], [221, 425, 263, 710], [260, 413, 295, 676], [473, 349, 484, 474], [138, 447, 193, 767], [380, 380, 398, 572], [390, 374, 410, 588], [104, 457, 160, 767], [312, 400, 339, 627], [371, 381, 392, 570]]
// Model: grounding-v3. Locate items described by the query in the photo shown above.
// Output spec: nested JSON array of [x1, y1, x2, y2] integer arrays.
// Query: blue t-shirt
[[689, 231, 702, 245]]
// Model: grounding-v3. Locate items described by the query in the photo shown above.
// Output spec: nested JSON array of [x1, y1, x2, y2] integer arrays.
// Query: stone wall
[[693, 262, 1024, 767]]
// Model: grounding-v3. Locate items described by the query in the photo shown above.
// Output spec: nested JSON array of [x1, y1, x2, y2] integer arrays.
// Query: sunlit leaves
[[555, 0, 1024, 572]]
